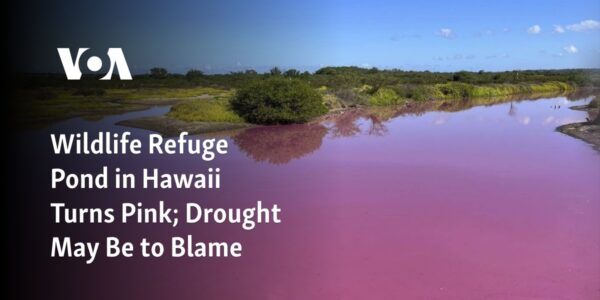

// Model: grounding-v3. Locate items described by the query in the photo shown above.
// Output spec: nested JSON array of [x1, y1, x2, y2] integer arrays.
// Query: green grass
[[368, 88, 404, 106], [13, 78, 579, 128], [15, 86, 234, 126], [106, 86, 231, 101], [16, 89, 137, 125], [433, 81, 573, 99], [167, 99, 244, 123]]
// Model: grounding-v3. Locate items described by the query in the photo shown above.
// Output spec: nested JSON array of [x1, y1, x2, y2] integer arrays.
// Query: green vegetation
[[14, 90, 134, 127], [21, 67, 599, 90], [167, 99, 243, 123], [14, 84, 233, 127], [105, 86, 231, 101], [311, 67, 599, 88], [368, 88, 404, 106], [185, 69, 204, 80], [431, 81, 573, 99], [12, 67, 600, 127], [150, 67, 168, 79], [230, 78, 327, 124]]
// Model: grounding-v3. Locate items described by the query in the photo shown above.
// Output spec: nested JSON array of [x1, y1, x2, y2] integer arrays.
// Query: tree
[[367, 67, 380, 74], [231, 78, 327, 124], [185, 69, 204, 80], [453, 71, 475, 83], [284, 69, 300, 77], [150, 67, 168, 79], [269, 67, 282, 76]]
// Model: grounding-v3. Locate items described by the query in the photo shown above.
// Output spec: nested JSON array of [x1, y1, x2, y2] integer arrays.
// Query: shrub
[[435, 82, 473, 98], [185, 69, 204, 80], [150, 67, 168, 79], [322, 93, 344, 110], [231, 78, 327, 124], [284, 69, 301, 77], [394, 85, 442, 101], [331, 88, 367, 106], [269, 67, 282, 76], [73, 88, 106, 97], [368, 88, 403, 106], [413, 85, 443, 101], [529, 81, 572, 93]]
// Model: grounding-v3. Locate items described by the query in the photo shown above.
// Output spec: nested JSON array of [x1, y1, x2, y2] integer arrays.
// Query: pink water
[[25, 95, 600, 299]]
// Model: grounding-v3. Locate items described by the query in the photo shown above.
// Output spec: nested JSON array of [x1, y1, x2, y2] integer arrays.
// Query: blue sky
[[16, 0, 600, 73]]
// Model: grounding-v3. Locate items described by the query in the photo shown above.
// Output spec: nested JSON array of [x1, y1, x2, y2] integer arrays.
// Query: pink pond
[[22, 95, 600, 299]]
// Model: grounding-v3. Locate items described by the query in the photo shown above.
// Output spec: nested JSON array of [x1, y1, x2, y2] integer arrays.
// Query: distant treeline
[[16, 67, 600, 90]]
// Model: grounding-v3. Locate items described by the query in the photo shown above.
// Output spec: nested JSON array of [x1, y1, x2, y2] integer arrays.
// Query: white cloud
[[527, 25, 541, 34], [437, 28, 454, 39], [564, 45, 578, 54], [566, 19, 600, 32], [553, 25, 565, 33]]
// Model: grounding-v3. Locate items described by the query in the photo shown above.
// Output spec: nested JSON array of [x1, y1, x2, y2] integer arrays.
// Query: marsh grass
[[433, 81, 573, 99], [106, 86, 231, 101], [16, 86, 233, 126], [368, 88, 405, 106], [167, 99, 244, 123], [14, 74, 580, 129]]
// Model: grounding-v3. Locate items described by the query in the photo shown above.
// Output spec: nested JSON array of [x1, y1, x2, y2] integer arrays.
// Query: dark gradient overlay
[[4, 2, 600, 300]]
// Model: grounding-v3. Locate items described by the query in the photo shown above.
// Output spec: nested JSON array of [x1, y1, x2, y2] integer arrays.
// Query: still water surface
[[22, 95, 600, 299]]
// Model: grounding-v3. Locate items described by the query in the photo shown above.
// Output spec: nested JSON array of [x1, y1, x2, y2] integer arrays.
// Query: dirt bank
[[556, 99, 600, 151]]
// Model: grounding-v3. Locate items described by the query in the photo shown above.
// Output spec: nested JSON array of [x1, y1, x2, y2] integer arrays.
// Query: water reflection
[[326, 109, 388, 137], [17, 89, 600, 299], [232, 91, 598, 164], [322, 94, 571, 136], [233, 124, 328, 164], [508, 102, 516, 116]]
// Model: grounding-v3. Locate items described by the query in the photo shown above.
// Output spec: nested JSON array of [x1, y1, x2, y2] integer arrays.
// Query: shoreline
[[118, 90, 594, 137], [117, 115, 256, 136], [556, 99, 600, 152]]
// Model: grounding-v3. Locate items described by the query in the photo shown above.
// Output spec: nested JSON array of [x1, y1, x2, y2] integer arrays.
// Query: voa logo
[[57, 48, 132, 80]]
